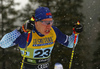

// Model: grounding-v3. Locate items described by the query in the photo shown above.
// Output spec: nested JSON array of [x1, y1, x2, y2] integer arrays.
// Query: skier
[[0, 7, 83, 69]]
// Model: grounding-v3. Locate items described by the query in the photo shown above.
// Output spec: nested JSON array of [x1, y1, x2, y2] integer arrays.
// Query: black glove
[[17, 20, 34, 34], [73, 22, 83, 33], [24, 20, 34, 30]]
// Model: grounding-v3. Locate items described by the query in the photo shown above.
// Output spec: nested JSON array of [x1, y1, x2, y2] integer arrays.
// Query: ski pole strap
[[22, 25, 27, 33]]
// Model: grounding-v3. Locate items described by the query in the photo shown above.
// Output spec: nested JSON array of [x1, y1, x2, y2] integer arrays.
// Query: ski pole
[[69, 34, 77, 69], [69, 21, 80, 69], [20, 32, 31, 69], [20, 16, 35, 69]]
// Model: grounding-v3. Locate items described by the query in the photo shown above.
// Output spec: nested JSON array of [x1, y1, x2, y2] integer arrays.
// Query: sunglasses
[[39, 20, 54, 25]]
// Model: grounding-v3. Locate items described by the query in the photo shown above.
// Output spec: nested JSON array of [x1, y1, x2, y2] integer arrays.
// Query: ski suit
[[0, 26, 78, 69]]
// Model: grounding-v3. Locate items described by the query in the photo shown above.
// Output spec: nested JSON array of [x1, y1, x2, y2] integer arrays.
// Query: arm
[[0, 29, 21, 48], [67, 33, 78, 48], [52, 26, 78, 48], [0, 17, 35, 49]]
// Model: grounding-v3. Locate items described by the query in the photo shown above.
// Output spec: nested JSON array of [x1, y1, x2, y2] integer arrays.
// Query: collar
[[32, 26, 44, 37]]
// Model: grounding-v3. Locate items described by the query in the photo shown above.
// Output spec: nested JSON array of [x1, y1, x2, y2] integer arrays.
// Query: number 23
[[34, 49, 50, 58]]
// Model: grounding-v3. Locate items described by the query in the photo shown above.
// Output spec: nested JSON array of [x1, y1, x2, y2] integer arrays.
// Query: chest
[[19, 28, 56, 59]]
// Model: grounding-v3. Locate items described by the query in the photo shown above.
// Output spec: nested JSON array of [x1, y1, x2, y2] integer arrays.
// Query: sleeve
[[14, 32, 31, 48], [67, 33, 79, 48], [0, 29, 21, 48], [52, 26, 79, 48]]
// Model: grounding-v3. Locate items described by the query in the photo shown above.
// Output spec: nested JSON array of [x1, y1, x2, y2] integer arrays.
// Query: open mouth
[[45, 29, 50, 33]]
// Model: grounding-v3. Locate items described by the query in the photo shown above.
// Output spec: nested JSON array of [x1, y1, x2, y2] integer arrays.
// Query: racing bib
[[19, 27, 56, 60]]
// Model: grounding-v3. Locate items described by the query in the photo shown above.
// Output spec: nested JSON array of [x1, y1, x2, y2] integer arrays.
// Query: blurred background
[[0, 0, 100, 69]]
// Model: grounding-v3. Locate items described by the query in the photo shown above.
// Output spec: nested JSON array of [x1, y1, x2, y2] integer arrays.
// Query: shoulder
[[52, 26, 59, 32], [51, 26, 62, 37], [52, 26, 58, 29]]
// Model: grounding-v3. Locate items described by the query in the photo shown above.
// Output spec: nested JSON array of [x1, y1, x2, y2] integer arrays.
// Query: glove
[[17, 20, 34, 34], [73, 21, 83, 34]]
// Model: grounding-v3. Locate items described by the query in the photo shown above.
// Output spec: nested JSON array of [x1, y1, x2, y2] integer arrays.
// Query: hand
[[17, 20, 34, 34], [22, 20, 34, 32], [73, 21, 83, 34]]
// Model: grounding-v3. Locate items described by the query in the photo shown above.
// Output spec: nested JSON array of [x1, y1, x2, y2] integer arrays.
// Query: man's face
[[35, 18, 53, 35]]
